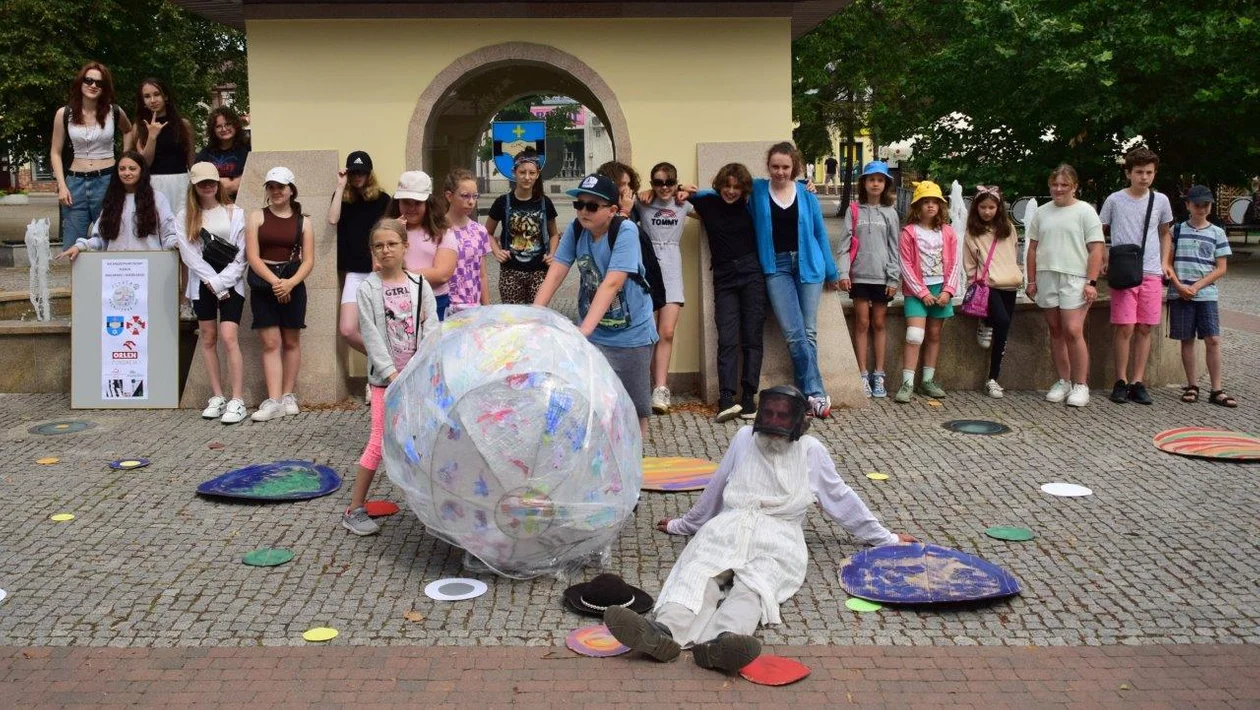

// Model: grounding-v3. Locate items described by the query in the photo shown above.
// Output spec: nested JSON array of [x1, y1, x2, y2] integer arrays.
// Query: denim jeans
[[764, 251, 825, 397], [60, 171, 111, 250]]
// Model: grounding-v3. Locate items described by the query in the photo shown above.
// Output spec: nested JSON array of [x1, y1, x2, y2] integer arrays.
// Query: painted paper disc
[[845, 598, 882, 612], [641, 457, 718, 492], [840, 543, 1021, 604], [36, 457, 59, 465], [566, 624, 630, 657], [196, 460, 342, 501], [1153, 427, 1260, 461], [49, 513, 75, 522], [866, 472, 889, 481], [242, 548, 295, 567], [364, 500, 400, 517], [424, 578, 488, 601], [303, 627, 338, 642], [985, 526, 1034, 541], [1040, 482, 1092, 497], [108, 458, 150, 471], [739, 655, 811, 686]]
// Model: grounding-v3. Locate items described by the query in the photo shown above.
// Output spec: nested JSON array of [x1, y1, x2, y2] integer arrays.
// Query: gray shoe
[[603, 606, 680, 662], [692, 632, 762, 673], [341, 507, 380, 536]]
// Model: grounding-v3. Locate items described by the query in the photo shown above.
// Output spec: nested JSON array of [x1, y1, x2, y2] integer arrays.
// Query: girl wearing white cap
[[175, 162, 249, 424], [391, 170, 457, 320], [244, 166, 315, 421]]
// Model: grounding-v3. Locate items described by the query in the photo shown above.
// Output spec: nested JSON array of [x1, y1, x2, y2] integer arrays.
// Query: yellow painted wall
[[245, 18, 794, 377]]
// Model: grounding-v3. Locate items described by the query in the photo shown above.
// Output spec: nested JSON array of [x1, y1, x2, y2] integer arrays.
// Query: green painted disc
[[242, 548, 295, 567], [845, 597, 882, 612], [985, 526, 1034, 542]]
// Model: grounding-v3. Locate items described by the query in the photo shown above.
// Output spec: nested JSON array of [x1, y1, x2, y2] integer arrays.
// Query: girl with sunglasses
[[633, 162, 694, 415]]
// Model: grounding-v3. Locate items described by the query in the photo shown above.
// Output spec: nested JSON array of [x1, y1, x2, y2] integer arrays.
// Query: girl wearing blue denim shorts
[[895, 181, 961, 403]]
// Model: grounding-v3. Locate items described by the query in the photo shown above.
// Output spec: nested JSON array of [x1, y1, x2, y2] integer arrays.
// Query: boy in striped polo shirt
[[1165, 184, 1235, 407]]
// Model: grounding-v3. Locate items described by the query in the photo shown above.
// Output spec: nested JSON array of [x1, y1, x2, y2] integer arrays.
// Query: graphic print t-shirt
[[633, 198, 693, 246], [553, 220, 658, 349], [448, 220, 491, 308], [914, 225, 945, 285], [195, 144, 251, 179], [382, 279, 419, 373], [487, 193, 557, 272]]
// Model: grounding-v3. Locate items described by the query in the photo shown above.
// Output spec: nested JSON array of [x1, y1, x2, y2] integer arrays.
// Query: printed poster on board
[[101, 259, 148, 400]]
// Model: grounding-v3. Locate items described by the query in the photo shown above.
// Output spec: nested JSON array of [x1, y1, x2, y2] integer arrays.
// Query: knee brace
[[905, 326, 925, 345]]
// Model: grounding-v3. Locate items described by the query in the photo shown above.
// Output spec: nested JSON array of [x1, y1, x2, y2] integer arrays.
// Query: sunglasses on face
[[82, 78, 104, 88], [572, 200, 607, 213], [650, 179, 677, 188]]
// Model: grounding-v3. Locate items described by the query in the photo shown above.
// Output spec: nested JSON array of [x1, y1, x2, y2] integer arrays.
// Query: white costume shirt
[[658, 427, 898, 625]]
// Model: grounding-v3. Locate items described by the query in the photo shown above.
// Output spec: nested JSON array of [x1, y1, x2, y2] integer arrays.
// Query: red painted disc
[[364, 500, 400, 517], [739, 655, 811, 686]]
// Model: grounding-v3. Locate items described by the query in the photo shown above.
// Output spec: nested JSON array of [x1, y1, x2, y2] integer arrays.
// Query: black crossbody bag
[[247, 213, 304, 290], [1106, 192, 1154, 290], [200, 207, 240, 272]]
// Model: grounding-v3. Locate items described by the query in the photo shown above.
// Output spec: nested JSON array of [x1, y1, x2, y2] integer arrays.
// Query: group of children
[[838, 148, 1236, 410]]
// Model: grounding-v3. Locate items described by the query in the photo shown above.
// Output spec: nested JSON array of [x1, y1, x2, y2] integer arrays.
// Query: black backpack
[[572, 216, 667, 312]]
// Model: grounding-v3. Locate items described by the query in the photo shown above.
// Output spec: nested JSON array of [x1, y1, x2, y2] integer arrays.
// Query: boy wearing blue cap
[[1166, 185, 1235, 407], [535, 173, 659, 437]]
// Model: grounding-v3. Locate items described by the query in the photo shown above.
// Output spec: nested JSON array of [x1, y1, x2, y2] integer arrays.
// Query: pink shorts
[[1110, 275, 1164, 326], [358, 384, 387, 471]]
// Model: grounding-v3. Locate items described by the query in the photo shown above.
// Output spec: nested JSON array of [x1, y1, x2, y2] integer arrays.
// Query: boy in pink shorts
[[1099, 147, 1173, 405]]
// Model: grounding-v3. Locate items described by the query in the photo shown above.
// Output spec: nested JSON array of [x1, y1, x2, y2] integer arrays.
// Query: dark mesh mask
[[752, 385, 810, 441]]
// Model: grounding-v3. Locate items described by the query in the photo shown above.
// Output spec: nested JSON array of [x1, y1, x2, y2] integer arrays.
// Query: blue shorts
[[903, 283, 955, 319], [1168, 299, 1219, 340]]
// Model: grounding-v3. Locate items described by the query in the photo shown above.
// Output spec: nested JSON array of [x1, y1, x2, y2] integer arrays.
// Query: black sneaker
[[691, 632, 762, 673], [1128, 381, 1152, 405], [715, 394, 742, 423], [1109, 380, 1129, 404], [738, 393, 757, 420]]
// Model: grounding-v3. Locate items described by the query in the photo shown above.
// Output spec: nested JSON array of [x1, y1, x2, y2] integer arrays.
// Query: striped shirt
[[1169, 221, 1230, 302]]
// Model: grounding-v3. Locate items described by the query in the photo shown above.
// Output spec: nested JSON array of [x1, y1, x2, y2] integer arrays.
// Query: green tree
[[795, 0, 1260, 203], [0, 0, 247, 164]]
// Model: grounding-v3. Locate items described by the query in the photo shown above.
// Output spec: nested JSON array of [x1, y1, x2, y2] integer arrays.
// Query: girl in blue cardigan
[[749, 142, 839, 418]]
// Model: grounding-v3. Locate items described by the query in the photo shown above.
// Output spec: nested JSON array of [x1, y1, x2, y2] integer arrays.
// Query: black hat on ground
[[563, 573, 654, 617], [346, 151, 373, 173]]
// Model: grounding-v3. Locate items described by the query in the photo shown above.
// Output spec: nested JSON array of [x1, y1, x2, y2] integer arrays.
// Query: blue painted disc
[[839, 543, 1021, 604], [196, 460, 342, 501]]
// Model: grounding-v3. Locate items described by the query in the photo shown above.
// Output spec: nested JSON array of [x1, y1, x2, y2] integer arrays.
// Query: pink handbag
[[960, 237, 998, 318]]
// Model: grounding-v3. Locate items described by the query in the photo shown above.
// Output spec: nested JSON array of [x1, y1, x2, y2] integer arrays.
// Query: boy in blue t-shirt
[[1165, 185, 1235, 407], [535, 173, 659, 437]]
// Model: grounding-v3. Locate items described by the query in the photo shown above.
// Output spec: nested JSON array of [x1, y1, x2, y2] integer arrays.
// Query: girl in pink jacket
[[895, 181, 962, 403]]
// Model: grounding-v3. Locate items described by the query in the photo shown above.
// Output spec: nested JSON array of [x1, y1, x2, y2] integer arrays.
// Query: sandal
[[1180, 385, 1200, 403], [1208, 390, 1237, 408]]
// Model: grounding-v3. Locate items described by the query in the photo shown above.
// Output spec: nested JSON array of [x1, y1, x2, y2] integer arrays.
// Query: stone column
[[180, 150, 347, 408], [696, 142, 866, 410]]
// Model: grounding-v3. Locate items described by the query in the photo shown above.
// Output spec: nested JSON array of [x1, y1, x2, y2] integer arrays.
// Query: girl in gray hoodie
[[341, 219, 439, 536]]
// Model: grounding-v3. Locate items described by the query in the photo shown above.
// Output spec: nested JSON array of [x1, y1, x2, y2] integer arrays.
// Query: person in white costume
[[605, 385, 916, 673]]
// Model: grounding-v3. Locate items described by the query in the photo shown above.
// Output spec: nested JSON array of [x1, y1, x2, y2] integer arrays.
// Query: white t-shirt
[[914, 225, 945, 285], [1026, 200, 1105, 277], [1099, 190, 1174, 276]]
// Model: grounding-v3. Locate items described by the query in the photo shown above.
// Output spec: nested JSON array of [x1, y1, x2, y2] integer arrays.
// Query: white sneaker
[[651, 386, 670, 415], [808, 395, 832, 419], [985, 379, 1005, 398], [977, 326, 993, 349], [282, 393, 300, 416], [1045, 379, 1072, 403], [1065, 383, 1090, 407], [251, 398, 285, 422], [201, 395, 226, 419], [220, 398, 247, 425]]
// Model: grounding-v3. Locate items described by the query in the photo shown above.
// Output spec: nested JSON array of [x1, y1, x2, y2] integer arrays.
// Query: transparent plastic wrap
[[382, 305, 642, 579]]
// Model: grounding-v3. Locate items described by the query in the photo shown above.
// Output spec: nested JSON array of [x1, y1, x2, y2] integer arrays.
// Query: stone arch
[[406, 42, 632, 175]]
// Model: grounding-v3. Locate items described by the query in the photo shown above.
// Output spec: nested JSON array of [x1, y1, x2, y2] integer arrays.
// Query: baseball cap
[[189, 162, 220, 185], [263, 166, 296, 187], [566, 173, 617, 204], [1185, 185, 1213, 205], [346, 151, 373, 173], [395, 171, 433, 201]]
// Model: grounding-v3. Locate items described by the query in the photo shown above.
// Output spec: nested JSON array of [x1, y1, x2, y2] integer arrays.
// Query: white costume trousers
[[653, 570, 764, 647]]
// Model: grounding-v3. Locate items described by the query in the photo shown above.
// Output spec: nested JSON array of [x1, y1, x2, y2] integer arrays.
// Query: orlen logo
[[111, 351, 138, 360]]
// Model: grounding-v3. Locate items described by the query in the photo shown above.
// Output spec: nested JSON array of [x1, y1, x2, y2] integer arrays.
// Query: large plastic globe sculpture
[[383, 305, 642, 579]]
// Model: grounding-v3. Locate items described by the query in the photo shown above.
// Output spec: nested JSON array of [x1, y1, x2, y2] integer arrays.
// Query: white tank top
[[67, 109, 115, 161]]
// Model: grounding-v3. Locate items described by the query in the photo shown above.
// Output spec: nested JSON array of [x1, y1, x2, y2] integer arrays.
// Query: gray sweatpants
[[653, 570, 764, 647]]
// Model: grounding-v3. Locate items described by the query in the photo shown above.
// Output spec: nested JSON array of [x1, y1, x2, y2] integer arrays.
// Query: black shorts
[[193, 282, 245, 323], [250, 281, 307, 330], [849, 282, 892, 303]]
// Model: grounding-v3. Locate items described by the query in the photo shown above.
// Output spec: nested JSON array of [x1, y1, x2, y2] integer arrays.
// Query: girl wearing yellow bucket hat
[[894, 181, 962, 403]]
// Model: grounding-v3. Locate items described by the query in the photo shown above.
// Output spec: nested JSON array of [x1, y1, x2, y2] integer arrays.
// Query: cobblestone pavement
[[3, 644, 1258, 707], [0, 317, 1256, 650]]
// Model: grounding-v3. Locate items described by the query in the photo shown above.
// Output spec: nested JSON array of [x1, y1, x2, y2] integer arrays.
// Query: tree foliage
[[794, 0, 1260, 203], [0, 0, 247, 164]]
